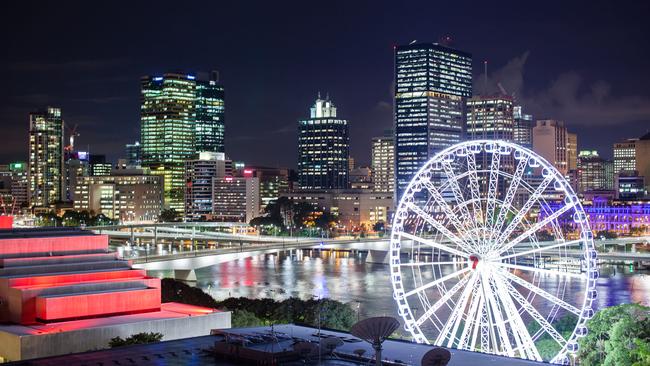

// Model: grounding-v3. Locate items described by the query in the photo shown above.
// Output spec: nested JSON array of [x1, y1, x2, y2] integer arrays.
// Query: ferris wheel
[[389, 140, 598, 364]]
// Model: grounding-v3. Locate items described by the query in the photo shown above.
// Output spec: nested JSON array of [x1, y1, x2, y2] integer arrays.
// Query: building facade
[[63, 151, 90, 202], [243, 166, 289, 213], [466, 96, 514, 141], [567, 133, 578, 171], [613, 138, 637, 174], [297, 96, 349, 189], [74, 172, 163, 222], [184, 152, 229, 220], [212, 176, 260, 223], [532, 120, 569, 175], [577, 150, 606, 193], [371, 131, 394, 193], [195, 71, 226, 153], [28, 107, 64, 207], [513, 105, 533, 148], [280, 189, 394, 230], [616, 173, 646, 200], [394, 42, 472, 200], [125, 141, 142, 167]]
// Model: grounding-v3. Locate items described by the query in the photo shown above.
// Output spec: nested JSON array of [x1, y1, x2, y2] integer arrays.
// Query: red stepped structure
[[0, 228, 231, 362]]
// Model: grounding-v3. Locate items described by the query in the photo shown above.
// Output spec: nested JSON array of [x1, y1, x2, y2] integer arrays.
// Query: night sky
[[1, 1, 649, 167]]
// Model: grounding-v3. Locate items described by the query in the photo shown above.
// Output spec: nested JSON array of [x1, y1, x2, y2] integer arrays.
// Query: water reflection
[[149, 249, 650, 320]]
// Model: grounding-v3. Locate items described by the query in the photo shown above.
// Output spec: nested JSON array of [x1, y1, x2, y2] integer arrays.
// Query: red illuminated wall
[[0, 235, 108, 256]]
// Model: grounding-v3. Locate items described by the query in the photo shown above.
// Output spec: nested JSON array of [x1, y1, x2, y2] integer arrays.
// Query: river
[[149, 249, 650, 320]]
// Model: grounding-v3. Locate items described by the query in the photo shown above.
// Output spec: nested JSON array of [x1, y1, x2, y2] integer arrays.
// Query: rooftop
[[8, 324, 546, 366]]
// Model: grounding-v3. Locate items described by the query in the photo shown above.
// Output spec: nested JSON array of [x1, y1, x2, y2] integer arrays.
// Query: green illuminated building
[[141, 71, 225, 211]]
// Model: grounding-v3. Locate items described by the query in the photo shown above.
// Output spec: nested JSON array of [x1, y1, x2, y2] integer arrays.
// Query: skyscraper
[[28, 107, 64, 207], [195, 71, 225, 153], [141, 71, 226, 211], [513, 105, 534, 148], [466, 96, 514, 141], [532, 120, 569, 175], [141, 73, 197, 211], [297, 96, 349, 189], [371, 130, 395, 193], [577, 150, 607, 193], [394, 42, 472, 200], [184, 152, 229, 220]]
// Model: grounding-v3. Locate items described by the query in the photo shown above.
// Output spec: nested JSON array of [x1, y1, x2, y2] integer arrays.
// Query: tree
[[373, 221, 385, 233], [158, 208, 180, 222], [578, 303, 650, 366], [232, 309, 263, 327], [109, 332, 163, 347], [596, 230, 618, 239]]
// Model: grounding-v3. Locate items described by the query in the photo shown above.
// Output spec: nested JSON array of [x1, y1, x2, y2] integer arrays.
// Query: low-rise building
[[74, 170, 163, 222], [280, 189, 393, 230], [212, 176, 260, 223]]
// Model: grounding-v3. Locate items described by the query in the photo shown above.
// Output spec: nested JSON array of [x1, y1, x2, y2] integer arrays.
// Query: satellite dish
[[421, 347, 452, 366], [350, 316, 400, 366]]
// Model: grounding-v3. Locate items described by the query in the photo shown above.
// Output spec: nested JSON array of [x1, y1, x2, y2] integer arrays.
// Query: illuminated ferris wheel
[[389, 140, 598, 364]]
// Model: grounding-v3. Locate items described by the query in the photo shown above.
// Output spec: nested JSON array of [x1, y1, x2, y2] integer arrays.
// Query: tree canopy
[[578, 303, 650, 366]]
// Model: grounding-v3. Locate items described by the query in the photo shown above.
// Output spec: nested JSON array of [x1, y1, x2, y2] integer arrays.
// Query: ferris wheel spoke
[[503, 279, 568, 347], [493, 261, 586, 280], [485, 150, 501, 234], [465, 153, 485, 241], [400, 232, 469, 258], [403, 204, 474, 255], [481, 271, 514, 357], [497, 239, 583, 261], [498, 269, 581, 315], [489, 156, 529, 246], [415, 273, 473, 327], [441, 161, 481, 242], [402, 267, 472, 299], [400, 260, 468, 267], [490, 271, 543, 361], [434, 273, 478, 346], [495, 201, 577, 255], [445, 274, 480, 348], [468, 288, 486, 351], [492, 174, 554, 250], [457, 276, 484, 350]]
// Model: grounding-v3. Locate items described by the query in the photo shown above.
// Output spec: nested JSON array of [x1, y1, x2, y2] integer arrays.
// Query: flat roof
[[7, 324, 546, 365]]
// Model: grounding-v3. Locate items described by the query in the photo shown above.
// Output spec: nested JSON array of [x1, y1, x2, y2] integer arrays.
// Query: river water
[[150, 249, 650, 321]]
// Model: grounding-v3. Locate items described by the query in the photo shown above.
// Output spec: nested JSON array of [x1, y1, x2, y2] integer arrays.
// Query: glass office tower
[[298, 96, 349, 189], [195, 71, 225, 153], [394, 42, 472, 200], [141, 73, 197, 211]]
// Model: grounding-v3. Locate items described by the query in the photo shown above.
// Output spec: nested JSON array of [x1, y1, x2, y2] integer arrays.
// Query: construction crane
[[65, 123, 79, 152]]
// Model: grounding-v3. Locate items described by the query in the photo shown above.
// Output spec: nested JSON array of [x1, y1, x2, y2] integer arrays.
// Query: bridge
[[91, 223, 650, 280]]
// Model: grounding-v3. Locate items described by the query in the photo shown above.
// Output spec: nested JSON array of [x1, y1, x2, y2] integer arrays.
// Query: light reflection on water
[[149, 249, 650, 321]]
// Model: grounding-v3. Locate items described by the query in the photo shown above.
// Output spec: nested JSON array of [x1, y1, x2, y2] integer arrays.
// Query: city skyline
[[1, 1, 650, 167]]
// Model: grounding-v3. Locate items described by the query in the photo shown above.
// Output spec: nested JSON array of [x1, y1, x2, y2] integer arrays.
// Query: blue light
[[187, 75, 195, 80], [153, 77, 163, 81]]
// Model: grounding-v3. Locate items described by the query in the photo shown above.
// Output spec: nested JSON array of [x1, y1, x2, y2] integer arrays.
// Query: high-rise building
[[141, 73, 197, 211], [532, 120, 569, 175], [636, 132, 650, 193], [9, 162, 28, 212], [349, 167, 373, 190], [64, 151, 90, 201], [195, 71, 225, 153], [394, 42, 472, 200], [212, 176, 260, 223], [513, 105, 533, 148], [604, 160, 614, 190], [28, 107, 64, 207], [466, 96, 514, 141], [371, 130, 395, 193], [577, 150, 607, 193], [125, 141, 142, 167], [297, 96, 349, 189], [567, 133, 578, 171], [74, 169, 163, 222], [184, 152, 229, 220], [613, 138, 638, 174]]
